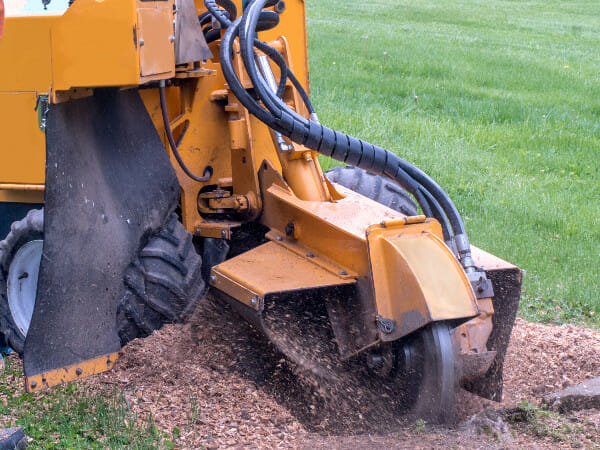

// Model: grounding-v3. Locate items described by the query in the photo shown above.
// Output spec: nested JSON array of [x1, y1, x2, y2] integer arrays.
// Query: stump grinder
[[0, 0, 521, 422]]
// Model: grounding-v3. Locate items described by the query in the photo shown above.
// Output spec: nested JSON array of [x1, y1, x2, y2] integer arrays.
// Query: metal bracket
[[376, 315, 396, 334], [468, 269, 495, 299]]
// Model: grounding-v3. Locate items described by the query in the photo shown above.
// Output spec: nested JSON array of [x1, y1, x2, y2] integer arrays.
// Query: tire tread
[[325, 166, 418, 216], [117, 214, 204, 345]]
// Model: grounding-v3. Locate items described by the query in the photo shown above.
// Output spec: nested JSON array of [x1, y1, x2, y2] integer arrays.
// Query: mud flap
[[23, 89, 179, 390]]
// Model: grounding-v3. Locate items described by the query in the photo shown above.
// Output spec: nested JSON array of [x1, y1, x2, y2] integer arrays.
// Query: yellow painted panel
[[367, 222, 478, 340], [387, 234, 477, 320], [0, 92, 45, 184], [211, 241, 352, 309], [0, 16, 54, 92], [253, 0, 310, 91], [138, 5, 175, 77], [51, 0, 140, 90], [25, 352, 118, 392]]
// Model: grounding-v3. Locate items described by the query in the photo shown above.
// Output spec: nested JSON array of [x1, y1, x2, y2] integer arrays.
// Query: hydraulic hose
[[208, 0, 476, 270], [204, 0, 237, 28], [159, 82, 212, 183]]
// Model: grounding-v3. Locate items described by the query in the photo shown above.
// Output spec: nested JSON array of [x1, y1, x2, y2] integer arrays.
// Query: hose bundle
[[206, 0, 477, 272]]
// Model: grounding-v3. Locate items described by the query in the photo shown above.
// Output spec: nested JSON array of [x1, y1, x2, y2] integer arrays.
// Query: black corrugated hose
[[159, 82, 212, 182], [206, 0, 479, 272]]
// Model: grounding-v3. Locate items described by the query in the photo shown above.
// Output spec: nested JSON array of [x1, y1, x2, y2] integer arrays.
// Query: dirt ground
[[91, 293, 600, 449]]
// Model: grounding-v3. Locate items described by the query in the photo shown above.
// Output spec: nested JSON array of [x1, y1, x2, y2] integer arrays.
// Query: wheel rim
[[7, 240, 43, 336]]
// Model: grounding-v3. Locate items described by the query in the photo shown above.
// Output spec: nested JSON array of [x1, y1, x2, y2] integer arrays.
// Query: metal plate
[[211, 241, 354, 310], [138, 5, 175, 77]]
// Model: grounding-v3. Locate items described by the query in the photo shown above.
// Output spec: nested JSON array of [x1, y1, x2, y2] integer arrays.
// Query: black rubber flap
[[23, 89, 179, 377]]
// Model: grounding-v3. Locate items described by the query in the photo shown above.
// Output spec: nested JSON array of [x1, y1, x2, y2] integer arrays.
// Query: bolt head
[[221, 229, 227, 238], [30, 380, 37, 388], [210, 274, 217, 284], [285, 222, 295, 237], [250, 296, 258, 306], [274, 0, 286, 13], [275, 235, 283, 241], [76, 368, 83, 376], [339, 270, 348, 276]]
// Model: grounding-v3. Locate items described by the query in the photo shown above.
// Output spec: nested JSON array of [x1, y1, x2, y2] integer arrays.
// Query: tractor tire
[[0, 209, 204, 353], [0, 209, 44, 354], [117, 213, 205, 345], [325, 166, 418, 216]]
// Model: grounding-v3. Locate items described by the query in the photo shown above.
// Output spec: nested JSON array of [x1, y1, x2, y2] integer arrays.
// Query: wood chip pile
[[94, 299, 600, 448]]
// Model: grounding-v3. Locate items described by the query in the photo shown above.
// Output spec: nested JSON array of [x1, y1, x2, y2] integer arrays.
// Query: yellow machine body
[[0, 0, 519, 411]]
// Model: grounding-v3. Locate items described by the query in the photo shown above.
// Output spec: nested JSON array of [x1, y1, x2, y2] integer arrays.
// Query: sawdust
[[503, 318, 600, 402], [96, 297, 600, 448]]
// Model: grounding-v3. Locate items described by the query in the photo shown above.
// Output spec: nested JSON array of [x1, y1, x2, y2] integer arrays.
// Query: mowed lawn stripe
[[306, 0, 600, 325]]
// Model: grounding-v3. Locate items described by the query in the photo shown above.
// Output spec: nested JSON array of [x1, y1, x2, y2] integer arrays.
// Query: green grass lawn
[[0, 356, 172, 448], [307, 0, 600, 327]]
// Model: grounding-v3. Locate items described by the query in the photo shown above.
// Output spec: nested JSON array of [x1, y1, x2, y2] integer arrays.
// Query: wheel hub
[[7, 240, 42, 336]]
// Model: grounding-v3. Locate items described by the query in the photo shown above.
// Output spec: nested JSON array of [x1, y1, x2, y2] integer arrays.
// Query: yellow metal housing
[[366, 220, 479, 341]]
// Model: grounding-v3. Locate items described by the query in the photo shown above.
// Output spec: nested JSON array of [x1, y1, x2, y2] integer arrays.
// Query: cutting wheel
[[227, 287, 459, 423], [397, 321, 457, 423]]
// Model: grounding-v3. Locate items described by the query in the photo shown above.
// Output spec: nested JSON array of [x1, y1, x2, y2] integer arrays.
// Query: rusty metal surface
[[26, 353, 118, 392], [463, 247, 522, 401], [461, 350, 497, 383], [457, 297, 494, 355]]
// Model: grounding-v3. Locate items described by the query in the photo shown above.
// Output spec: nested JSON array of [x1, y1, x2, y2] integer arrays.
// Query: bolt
[[210, 274, 217, 284], [275, 235, 283, 241], [339, 270, 348, 276], [169, 35, 175, 43], [306, 252, 315, 258], [274, 0, 286, 13], [139, 39, 145, 47], [221, 229, 227, 239], [250, 296, 258, 306], [285, 222, 295, 237], [30, 380, 37, 389], [76, 368, 83, 376]]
